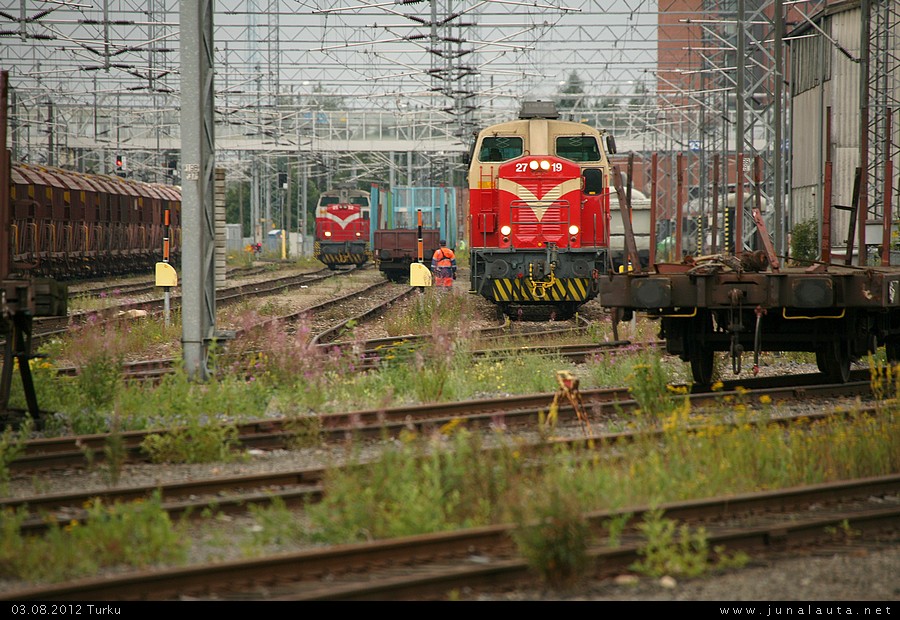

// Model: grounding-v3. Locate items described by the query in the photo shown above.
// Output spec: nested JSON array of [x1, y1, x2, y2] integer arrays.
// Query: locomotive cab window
[[582, 169, 604, 195], [556, 136, 601, 162], [479, 137, 523, 162]]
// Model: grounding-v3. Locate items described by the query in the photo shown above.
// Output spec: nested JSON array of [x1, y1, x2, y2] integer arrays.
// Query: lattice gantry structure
[[0, 1, 658, 184], [3, 0, 894, 262]]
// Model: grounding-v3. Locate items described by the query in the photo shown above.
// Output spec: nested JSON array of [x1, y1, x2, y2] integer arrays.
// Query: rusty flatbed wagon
[[600, 157, 900, 387], [601, 256, 900, 385]]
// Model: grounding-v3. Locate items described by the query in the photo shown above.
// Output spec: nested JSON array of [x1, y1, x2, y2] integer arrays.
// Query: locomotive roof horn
[[519, 100, 559, 120]]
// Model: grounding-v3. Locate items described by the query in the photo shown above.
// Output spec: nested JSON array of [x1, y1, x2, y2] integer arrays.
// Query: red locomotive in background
[[313, 187, 371, 270]]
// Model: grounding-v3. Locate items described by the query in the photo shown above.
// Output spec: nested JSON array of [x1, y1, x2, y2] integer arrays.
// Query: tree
[[628, 79, 650, 109], [596, 86, 621, 110], [557, 71, 586, 110], [305, 83, 343, 111]]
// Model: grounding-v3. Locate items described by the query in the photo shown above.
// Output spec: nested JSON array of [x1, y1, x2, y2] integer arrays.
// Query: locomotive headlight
[[568, 225, 579, 235], [528, 160, 539, 171], [500, 225, 512, 236], [540, 160, 551, 171], [324, 231, 332, 238], [355, 232, 361, 237]]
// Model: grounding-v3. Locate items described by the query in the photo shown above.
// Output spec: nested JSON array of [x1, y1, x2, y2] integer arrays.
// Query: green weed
[[511, 484, 593, 589], [282, 414, 324, 449], [631, 508, 712, 578], [0, 419, 32, 495], [625, 350, 688, 421], [103, 411, 127, 487], [0, 491, 188, 582], [305, 428, 527, 543], [141, 415, 243, 464], [244, 496, 307, 550]]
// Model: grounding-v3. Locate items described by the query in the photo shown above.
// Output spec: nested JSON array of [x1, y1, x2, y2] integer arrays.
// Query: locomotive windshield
[[479, 137, 523, 162], [556, 136, 602, 162]]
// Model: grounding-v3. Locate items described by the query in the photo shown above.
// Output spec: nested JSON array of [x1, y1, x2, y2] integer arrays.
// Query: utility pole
[[180, 0, 219, 381], [301, 164, 308, 256]]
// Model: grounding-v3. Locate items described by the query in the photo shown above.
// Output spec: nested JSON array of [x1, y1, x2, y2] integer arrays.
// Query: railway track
[[4, 378, 882, 541], [51, 337, 648, 385], [65, 266, 273, 300], [34, 285, 616, 386], [3, 265, 894, 600], [3, 475, 896, 600], [29, 266, 356, 346], [4, 265, 627, 430], [8, 370, 875, 475], [1, 330, 892, 598]]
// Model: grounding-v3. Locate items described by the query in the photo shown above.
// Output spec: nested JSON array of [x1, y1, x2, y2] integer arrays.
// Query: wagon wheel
[[886, 338, 900, 364], [689, 344, 715, 387], [496, 303, 510, 323], [818, 339, 851, 383], [814, 348, 827, 373], [687, 311, 715, 386], [552, 303, 578, 321]]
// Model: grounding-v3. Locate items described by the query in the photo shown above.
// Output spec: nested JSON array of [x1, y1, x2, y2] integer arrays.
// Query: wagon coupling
[[527, 261, 557, 298]]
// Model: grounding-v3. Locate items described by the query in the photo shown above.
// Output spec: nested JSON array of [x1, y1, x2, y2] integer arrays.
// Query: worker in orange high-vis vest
[[431, 239, 457, 288]]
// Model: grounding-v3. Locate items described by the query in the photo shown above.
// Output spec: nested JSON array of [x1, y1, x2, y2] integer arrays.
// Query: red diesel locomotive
[[313, 187, 371, 269], [467, 100, 617, 319]]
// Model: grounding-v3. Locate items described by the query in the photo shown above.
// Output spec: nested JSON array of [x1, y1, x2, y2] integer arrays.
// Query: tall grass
[[316, 399, 899, 517], [294, 398, 897, 583], [7, 290, 898, 494], [304, 428, 529, 542], [5, 396, 893, 584], [0, 491, 188, 583], [383, 288, 472, 335]]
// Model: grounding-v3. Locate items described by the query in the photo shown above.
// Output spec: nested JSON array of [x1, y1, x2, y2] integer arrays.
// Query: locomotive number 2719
[[515, 162, 563, 173]]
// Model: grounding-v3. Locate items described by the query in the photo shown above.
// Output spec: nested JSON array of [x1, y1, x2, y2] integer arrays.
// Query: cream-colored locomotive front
[[467, 100, 617, 319]]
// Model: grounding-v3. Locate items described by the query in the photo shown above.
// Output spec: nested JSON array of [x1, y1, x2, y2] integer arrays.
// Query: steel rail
[[4, 401, 886, 535], [10, 375, 876, 473], [3, 475, 897, 601]]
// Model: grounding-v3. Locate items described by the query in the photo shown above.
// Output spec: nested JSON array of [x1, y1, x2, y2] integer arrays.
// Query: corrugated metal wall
[[790, 5, 862, 252], [790, 2, 899, 259]]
